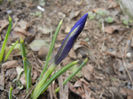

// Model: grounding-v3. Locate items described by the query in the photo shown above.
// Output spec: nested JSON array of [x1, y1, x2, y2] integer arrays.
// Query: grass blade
[[55, 58, 88, 93], [40, 19, 63, 79], [9, 85, 13, 99], [0, 16, 12, 62], [20, 39, 31, 91], [4, 40, 19, 61], [32, 63, 56, 99], [32, 60, 78, 99]]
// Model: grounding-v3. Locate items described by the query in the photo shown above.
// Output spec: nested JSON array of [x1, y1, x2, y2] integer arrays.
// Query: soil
[[0, 0, 133, 99]]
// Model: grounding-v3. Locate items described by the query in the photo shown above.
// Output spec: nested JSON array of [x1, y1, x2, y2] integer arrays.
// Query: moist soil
[[0, 0, 133, 99]]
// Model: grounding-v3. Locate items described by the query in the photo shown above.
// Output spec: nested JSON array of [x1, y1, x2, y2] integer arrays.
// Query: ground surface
[[0, 0, 133, 99]]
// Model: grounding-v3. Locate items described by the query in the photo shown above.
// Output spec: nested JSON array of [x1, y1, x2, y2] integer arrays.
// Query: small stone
[[37, 6, 45, 12], [38, 46, 49, 60], [126, 52, 132, 58], [7, 10, 12, 14], [29, 40, 47, 51]]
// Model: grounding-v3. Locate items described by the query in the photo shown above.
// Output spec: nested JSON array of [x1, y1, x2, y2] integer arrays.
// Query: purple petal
[[54, 13, 88, 65]]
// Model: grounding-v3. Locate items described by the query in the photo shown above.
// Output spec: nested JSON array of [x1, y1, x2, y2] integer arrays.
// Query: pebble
[[38, 46, 49, 60]]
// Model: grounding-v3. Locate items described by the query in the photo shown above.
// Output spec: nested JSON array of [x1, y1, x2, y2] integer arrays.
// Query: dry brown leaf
[[76, 47, 89, 58], [74, 80, 82, 88], [82, 64, 94, 81], [81, 32, 87, 38], [104, 25, 120, 34], [58, 73, 68, 99], [105, 51, 122, 59], [57, 33, 66, 41], [69, 10, 81, 19], [69, 79, 93, 99], [120, 88, 133, 99], [12, 20, 31, 39], [68, 48, 77, 59], [83, 84, 92, 99], [69, 83, 83, 98], [13, 27, 29, 39], [94, 73, 105, 80], [17, 20, 29, 30], [80, 40, 89, 48], [108, 0, 118, 9], [92, 8, 105, 13], [130, 37, 133, 47], [32, 70, 38, 83], [65, 26, 71, 33], [20, 73, 26, 86], [54, 43, 61, 49], [5, 69, 17, 81], [37, 25, 54, 34], [2, 60, 19, 70], [0, 20, 9, 33], [62, 57, 71, 66], [73, 42, 82, 50], [0, 72, 4, 89]]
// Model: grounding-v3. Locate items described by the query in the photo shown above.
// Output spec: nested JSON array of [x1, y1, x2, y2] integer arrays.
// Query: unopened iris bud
[[54, 13, 88, 65]]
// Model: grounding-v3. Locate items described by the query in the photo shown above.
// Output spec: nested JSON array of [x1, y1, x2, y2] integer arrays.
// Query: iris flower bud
[[54, 13, 88, 65]]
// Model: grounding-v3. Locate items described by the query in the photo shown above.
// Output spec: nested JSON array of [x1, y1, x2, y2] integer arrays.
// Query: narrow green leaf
[[25, 59, 32, 90], [0, 16, 12, 62], [9, 85, 13, 99], [20, 39, 26, 58], [40, 19, 63, 79], [20, 39, 31, 91], [55, 58, 88, 93], [4, 40, 19, 61], [32, 61, 78, 99], [32, 64, 56, 99]]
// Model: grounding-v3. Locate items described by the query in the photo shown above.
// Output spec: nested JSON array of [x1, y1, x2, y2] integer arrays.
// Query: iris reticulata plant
[[32, 13, 88, 99], [55, 13, 88, 65]]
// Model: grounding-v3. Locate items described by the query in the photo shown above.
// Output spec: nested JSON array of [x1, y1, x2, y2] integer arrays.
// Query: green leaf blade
[[55, 58, 88, 93], [0, 16, 12, 62], [20, 39, 31, 91], [32, 60, 78, 99], [40, 19, 63, 79]]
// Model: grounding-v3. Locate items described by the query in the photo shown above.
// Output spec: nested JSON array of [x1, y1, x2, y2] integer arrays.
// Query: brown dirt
[[0, 0, 133, 99]]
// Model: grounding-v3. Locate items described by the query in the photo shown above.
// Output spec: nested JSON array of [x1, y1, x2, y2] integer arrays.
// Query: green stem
[[40, 19, 63, 79], [4, 40, 18, 61], [20, 39, 31, 91], [32, 61, 78, 99], [32, 64, 56, 99], [55, 58, 88, 93], [9, 85, 13, 99]]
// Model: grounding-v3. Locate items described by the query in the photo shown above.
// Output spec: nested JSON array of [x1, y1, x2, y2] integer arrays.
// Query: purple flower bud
[[54, 13, 88, 65]]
